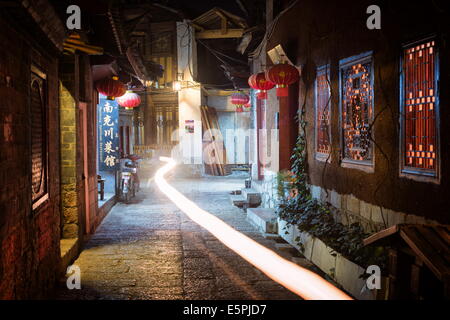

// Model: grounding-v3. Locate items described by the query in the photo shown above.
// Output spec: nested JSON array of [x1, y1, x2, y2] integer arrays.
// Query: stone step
[[230, 195, 247, 207], [241, 188, 262, 205], [262, 233, 282, 241], [277, 249, 294, 260], [246, 208, 278, 234], [291, 256, 315, 268], [275, 242, 301, 256], [241, 187, 259, 198]]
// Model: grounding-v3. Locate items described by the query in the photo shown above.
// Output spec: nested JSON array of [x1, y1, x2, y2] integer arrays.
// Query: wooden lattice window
[[340, 52, 374, 165], [401, 39, 439, 178], [315, 65, 331, 159], [31, 66, 49, 210]]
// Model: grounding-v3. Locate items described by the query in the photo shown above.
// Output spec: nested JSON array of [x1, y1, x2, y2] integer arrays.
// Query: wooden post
[[278, 84, 299, 170], [388, 248, 398, 299], [410, 259, 423, 299]]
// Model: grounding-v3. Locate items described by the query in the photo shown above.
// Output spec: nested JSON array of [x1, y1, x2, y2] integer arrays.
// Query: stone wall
[[0, 15, 61, 299], [310, 185, 440, 234], [59, 82, 79, 238]]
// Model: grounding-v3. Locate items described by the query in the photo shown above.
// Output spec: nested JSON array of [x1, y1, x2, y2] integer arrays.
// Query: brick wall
[[0, 16, 61, 299]]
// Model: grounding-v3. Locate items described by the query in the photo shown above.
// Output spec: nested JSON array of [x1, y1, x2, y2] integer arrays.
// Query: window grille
[[340, 53, 373, 163], [315, 65, 331, 157], [402, 39, 437, 176]]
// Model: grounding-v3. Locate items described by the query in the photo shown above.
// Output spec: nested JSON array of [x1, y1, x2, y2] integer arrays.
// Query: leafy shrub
[[276, 124, 386, 272]]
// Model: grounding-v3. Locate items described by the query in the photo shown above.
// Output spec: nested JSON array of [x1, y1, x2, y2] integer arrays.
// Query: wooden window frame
[[338, 51, 375, 172], [399, 36, 440, 183], [30, 64, 49, 211], [315, 64, 331, 162]]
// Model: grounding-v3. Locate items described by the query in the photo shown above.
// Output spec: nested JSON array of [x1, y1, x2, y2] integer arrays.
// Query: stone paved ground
[[55, 174, 302, 300]]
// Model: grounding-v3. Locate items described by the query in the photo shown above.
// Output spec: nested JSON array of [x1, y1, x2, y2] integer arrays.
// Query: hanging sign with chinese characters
[[98, 95, 120, 171]]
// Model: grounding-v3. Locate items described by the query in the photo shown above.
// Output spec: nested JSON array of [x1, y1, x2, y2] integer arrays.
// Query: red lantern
[[117, 91, 141, 109], [248, 72, 275, 100], [230, 91, 249, 107], [236, 105, 244, 113], [265, 63, 299, 97], [95, 76, 126, 100]]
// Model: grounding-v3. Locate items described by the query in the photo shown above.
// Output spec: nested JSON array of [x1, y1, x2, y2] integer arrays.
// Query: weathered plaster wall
[[176, 22, 203, 175], [264, 0, 450, 224]]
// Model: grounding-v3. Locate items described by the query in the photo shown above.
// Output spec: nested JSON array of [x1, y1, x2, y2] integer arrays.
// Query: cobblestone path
[[56, 176, 300, 300]]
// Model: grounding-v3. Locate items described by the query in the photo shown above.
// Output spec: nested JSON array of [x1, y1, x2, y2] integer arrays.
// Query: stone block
[[299, 231, 314, 260], [60, 148, 75, 161], [60, 111, 76, 127], [347, 213, 361, 225], [277, 218, 287, 235], [63, 207, 78, 224], [387, 210, 406, 226], [241, 188, 262, 205], [62, 131, 75, 144], [61, 166, 76, 179], [247, 208, 278, 234], [346, 195, 360, 215], [62, 223, 78, 239], [62, 190, 77, 208], [320, 188, 330, 203], [278, 219, 294, 243], [330, 190, 342, 209], [340, 211, 349, 226], [360, 201, 372, 221], [335, 254, 376, 300], [405, 214, 427, 225], [310, 238, 337, 277], [311, 185, 321, 200], [371, 205, 388, 225]]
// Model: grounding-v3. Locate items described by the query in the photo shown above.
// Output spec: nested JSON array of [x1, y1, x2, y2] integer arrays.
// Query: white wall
[[176, 21, 202, 165]]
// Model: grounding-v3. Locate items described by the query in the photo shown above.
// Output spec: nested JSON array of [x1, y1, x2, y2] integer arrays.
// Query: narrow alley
[[55, 171, 301, 300], [2, 0, 450, 304]]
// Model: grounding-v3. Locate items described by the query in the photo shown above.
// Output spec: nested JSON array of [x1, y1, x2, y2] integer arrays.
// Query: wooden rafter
[[63, 33, 103, 55], [193, 7, 247, 39], [195, 29, 244, 39]]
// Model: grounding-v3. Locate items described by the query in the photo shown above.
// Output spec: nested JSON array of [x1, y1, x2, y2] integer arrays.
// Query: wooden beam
[[220, 17, 227, 35], [196, 29, 244, 39], [190, 22, 205, 31], [363, 224, 400, 246], [214, 9, 228, 35]]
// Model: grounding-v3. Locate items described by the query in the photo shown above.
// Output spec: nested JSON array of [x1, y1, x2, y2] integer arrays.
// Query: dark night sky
[[170, 0, 248, 18]]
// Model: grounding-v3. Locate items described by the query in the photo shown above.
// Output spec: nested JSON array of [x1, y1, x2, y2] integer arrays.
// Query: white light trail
[[155, 157, 353, 300]]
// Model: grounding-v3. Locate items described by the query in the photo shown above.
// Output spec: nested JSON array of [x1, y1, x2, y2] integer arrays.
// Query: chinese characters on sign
[[98, 96, 119, 171]]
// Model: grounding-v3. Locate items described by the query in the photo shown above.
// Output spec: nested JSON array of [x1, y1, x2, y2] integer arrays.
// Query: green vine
[[276, 113, 386, 273]]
